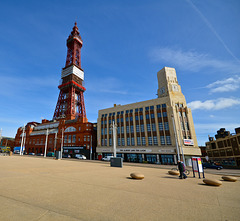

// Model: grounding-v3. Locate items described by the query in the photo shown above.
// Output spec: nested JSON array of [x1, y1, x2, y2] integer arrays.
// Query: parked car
[[47, 152, 55, 157], [36, 153, 43, 156], [62, 154, 71, 158], [76, 154, 86, 160], [101, 156, 113, 161], [29, 153, 35, 155], [203, 162, 223, 170]]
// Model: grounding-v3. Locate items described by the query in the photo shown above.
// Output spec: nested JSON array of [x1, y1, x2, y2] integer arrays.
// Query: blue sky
[[0, 0, 239, 146]]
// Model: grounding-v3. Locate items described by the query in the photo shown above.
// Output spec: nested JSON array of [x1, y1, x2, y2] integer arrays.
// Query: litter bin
[[110, 157, 123, 167]]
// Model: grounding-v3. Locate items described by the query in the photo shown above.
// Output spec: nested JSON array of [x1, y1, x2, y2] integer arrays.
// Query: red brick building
[[14, 23, 96, 159]]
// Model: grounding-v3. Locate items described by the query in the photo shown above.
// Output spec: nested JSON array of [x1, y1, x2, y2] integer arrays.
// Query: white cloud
[[149, 47, 240, 72], [206, 75, 240, 93], [188, 97, 240, 110]]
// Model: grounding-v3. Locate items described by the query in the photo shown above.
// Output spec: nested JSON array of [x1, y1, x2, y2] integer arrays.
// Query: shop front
[[63, 146, 89, 159]]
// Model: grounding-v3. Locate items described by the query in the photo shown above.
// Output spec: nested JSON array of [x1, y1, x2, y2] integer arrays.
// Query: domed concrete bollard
[[222, 176, 237, 182], [130, 173, 144, 180], [168, 170, 180, 176], [203, 179, 222, 186]]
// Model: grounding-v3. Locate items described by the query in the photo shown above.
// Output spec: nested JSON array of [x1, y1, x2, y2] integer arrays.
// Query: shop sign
[[63, 146, 84, 150], [184, 139, 194, 146], [117, 148, 152, 153]]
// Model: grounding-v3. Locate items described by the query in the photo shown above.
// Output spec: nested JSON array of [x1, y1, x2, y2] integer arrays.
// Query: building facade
[[206, 127, 240, 167], [97, 67, 201, 165], [14, 23, 96, 159], [0, 136, 15, 151]]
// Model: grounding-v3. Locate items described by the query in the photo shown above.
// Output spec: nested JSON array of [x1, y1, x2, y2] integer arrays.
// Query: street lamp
[[171, 115, 180, 162], [44, 129, 49, 157], [110, 120, 117, 157], [20, 124, 25, 156]]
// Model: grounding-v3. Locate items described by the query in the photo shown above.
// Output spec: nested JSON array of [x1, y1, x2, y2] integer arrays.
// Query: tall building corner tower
[[53, 23, 87, 122], [157, 67, 199, 157]]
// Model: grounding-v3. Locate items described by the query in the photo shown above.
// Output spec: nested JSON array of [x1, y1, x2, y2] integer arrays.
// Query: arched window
[[65, 126, 76, 132]]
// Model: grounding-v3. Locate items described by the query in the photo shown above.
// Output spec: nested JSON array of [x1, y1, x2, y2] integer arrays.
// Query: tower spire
[[65, 22, 83, 68]]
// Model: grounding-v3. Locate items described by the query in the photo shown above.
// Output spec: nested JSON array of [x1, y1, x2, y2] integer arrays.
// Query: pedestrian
[[177, 160, 184, 179], [182, 161, 187, 179]]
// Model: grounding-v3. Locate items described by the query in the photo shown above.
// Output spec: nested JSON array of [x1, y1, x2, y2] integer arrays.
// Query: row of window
[[101, 135, 171, 146], [101, 122, 169, 135], [101, 104, 167, 118], [101, 112, 168, 125]]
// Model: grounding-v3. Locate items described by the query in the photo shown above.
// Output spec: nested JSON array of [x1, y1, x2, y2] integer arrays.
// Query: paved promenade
[[0, 156, 240, 221]]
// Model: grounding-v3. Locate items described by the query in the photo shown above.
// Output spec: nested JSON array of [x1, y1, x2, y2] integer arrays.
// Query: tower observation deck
[[53, 23, 87, 122]]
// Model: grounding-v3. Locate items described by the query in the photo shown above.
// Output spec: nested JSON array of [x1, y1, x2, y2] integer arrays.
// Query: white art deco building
[[96, 67, 201, 165]]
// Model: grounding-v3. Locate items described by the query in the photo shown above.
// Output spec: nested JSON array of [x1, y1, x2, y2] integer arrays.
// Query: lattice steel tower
[[53, 23, 87, 122]]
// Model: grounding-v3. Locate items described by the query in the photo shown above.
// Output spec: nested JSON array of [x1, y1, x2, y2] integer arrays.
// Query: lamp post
[[90, 135, 92, 160], [60, 129, 64, 159], [110, 120, 117, 157], [20, 124, 25, 156], [171, 115, 180, 162], [44, 129, 49, 157], [54, 132, 57, 156]]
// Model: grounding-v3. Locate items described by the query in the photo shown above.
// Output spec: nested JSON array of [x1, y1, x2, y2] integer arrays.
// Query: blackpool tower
[[53, 23, 87, 122]]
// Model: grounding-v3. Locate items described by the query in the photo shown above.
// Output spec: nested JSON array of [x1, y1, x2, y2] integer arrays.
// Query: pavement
[[0, 155, 240, 221]]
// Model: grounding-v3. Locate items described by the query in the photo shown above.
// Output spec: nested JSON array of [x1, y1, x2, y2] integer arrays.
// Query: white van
[[102, 156, 113, 161], [75, 154, 86, 160]]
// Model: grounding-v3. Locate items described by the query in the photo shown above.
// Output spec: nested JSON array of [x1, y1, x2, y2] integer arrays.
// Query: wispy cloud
[[188, 97, 240, 110], [206, 75, 240, 93], [149, 47, 240, 72], [186, 0, 240, 63]]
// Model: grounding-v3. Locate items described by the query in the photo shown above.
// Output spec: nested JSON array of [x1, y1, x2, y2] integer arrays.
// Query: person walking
[[177, 160, 184, 179]]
